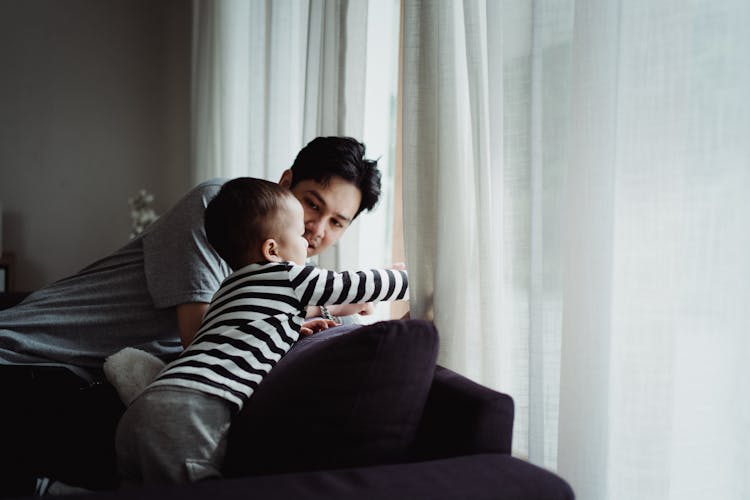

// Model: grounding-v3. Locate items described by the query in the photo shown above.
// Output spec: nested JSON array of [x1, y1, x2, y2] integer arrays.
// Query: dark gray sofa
[[0, 293, 573, 499]]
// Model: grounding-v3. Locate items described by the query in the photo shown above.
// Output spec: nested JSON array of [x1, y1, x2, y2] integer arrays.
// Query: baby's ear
[[262, 238, 282, 262]]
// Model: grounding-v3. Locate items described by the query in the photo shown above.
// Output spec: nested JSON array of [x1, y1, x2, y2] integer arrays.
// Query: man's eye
[[306, 199, 319, 211], [331, 220, 343, 229]]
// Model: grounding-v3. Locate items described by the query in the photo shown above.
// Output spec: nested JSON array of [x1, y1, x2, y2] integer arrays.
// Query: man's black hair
[[289, 136, 382, 218], [204, 177, 293, 270]]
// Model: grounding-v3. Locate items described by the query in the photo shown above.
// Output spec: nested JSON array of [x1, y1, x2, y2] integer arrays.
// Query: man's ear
[[262, 238, 283, 262], [279, 169, 293, 188]]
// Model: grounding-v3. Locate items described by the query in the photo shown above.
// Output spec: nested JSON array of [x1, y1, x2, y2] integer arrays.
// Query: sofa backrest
[[223, 319, 439, 477]]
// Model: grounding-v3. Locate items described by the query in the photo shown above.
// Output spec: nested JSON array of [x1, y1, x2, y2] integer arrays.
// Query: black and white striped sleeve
[[290, 265, 408, 307]]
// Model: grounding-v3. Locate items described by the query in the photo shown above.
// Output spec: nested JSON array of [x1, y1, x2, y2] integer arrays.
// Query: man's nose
[[306, 219, 325, 239]]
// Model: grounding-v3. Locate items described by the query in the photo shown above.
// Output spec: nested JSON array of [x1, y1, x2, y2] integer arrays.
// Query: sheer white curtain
[[190, 0, 400, 286], [559, 2, 750, 499], [402, 0, 507, 396], [402, 1, 750, 499], [191, 0, 314, 182]]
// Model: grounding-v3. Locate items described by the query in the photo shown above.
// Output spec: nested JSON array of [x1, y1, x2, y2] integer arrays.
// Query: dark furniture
[[0, 290, 28, 310], [0, 294, 573, 499]]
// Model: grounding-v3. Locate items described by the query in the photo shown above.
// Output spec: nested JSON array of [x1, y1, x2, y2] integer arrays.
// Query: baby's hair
[[205, 177, 294, 270]]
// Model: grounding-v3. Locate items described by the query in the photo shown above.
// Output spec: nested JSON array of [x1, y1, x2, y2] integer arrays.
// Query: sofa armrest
[[410, 365, 514, 460]]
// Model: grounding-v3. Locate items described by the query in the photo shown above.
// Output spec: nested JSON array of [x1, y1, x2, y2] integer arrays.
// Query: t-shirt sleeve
[[142, 179, 231, 308]]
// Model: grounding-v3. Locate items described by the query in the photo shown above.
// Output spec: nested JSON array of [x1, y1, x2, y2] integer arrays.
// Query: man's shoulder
[[165, 178, 229, 218], [191, 178, 229, 195]]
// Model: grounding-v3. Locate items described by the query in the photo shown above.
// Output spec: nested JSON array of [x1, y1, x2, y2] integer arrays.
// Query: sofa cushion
[[116, 454, 574, 500], [223, 319, 439, 476]]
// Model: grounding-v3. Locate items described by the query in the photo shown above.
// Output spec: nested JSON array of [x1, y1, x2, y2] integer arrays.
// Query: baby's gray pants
[[115, 386, 232, 487]]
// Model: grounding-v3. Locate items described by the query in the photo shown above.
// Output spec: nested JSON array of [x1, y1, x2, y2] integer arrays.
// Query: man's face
[[280, 172, 362, 257]]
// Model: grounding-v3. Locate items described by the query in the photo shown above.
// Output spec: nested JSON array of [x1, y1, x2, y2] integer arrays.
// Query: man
[[171, 137, 381, 351], [0, 136, 382, 496]]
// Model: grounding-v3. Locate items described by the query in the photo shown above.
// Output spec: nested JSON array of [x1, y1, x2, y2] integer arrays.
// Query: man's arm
[[176, 302, 210, 348], [306, 303, 375, 319]]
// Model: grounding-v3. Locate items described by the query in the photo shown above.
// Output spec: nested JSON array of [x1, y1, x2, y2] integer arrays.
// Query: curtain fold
[[556, 1, 619, 495], [191, 0, 311, 183], [402, 0, 505, 396]]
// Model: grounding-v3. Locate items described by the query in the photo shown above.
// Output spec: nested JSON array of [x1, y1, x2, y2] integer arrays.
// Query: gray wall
[[0, 0, 192, 291]]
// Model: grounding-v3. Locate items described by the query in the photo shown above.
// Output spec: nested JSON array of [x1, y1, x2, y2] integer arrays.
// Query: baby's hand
[[300, 318, 338, 336]]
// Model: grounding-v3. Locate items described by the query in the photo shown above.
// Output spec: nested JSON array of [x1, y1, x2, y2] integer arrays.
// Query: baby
[[114, 177, 408, 486]]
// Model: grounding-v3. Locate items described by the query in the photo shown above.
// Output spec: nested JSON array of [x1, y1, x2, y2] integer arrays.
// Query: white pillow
[[103, 347, 165, 406]]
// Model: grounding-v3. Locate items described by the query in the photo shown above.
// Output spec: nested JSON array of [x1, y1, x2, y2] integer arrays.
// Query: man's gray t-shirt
[[0, 179, 231, 380]]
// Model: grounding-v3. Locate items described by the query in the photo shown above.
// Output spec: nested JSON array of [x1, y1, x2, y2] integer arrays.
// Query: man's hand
[[326, 302, 376, 317], [300, 318, 339, 336], [306, 303, 376, 319]]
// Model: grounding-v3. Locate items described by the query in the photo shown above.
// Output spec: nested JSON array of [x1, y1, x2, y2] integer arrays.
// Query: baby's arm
[[292, 266, 409, 308], [306, 262, 407, 320]]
